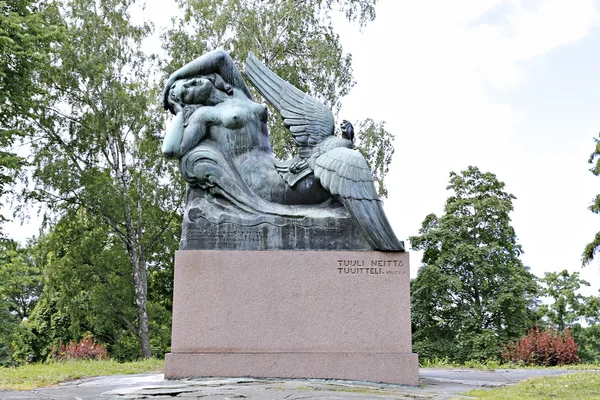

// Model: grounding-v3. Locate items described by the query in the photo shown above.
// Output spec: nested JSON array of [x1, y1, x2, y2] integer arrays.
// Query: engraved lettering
[[336, 261, 403, 276]]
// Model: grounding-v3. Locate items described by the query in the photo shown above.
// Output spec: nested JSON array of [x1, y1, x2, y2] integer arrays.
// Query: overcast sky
[[329, 0, 600, 294], [8, 0, 600, 295]]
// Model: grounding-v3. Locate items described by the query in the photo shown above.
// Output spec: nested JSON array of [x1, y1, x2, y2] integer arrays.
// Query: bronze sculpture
[[162, 49, 403, 251]]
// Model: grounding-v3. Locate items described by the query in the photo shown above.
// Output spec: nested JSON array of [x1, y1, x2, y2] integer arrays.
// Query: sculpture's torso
[[199, 95, 330, 205]]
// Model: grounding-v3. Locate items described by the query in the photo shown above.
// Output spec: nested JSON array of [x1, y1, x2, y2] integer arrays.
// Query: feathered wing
[[310, 147, 404, 251], [244, 52, 335, 158]]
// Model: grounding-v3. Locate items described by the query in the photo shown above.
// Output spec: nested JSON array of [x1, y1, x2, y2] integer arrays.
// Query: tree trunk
[[130, 247, 151, 358]]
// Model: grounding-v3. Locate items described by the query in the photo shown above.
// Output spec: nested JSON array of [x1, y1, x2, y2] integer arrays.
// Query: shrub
[[49, 333, 108, 361], [571, 324, 600, 363], [501, 326, 579, 366]]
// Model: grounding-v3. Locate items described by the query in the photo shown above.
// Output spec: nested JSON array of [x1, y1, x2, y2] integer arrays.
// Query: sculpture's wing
[[311, 148, 404, 251], [244, 52, 335, 158]]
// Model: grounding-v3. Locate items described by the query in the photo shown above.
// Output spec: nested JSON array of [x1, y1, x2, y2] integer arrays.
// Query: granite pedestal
[[165, 250, 419, 386]]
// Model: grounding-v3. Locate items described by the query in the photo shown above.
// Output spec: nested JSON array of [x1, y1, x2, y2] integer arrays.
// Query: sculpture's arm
[[163, 49, 252, 110], [162, 107, 216, 159]]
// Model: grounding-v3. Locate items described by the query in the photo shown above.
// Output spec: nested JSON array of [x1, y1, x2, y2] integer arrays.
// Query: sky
[[328, 0, 600, 294], [7, 0, 600, 295]]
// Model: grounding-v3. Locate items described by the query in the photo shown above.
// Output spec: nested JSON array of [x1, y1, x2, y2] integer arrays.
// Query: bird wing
[[311, 147, 404, 251], [244, 52, 335, 158]]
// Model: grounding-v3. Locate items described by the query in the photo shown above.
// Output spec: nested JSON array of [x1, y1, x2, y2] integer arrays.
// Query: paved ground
[[0, 369, 589, 400]]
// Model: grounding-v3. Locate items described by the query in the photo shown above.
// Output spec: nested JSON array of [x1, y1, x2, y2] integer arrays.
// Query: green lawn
[[0, 358, 164, 391], [467, 371, 600, 399]]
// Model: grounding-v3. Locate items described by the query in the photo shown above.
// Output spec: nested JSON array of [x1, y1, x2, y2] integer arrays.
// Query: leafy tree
[[26, 0, 182, 358], [354, 119, 394, 198], [410, 166, 539, 362], [0, 298, 17, 365], [539, 270, 600, 333], [0, 238, 42, 365], [36, 210, 136, 351], [583, 134, 600, 264], [0, 239, 42, 320], [163, 0, 393, 196], [538, 269, 600, 364], [571, 324, 600, 363], [0, 0, 63, 226], [16, 209, 174, 361]]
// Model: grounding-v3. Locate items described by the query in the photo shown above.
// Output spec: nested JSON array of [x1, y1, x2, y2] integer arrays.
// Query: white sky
[[332, 0, 600, 294], [6, 0, 600, 295]]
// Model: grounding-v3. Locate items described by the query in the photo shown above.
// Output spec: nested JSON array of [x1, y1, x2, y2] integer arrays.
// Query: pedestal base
[[165, 250, 419, 386], [165, 352, 419, 385]]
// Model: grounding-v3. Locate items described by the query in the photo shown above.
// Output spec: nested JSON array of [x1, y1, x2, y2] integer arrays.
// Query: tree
[[539, 270, 600, 333], [583, 134, 600, 264], [14, 208, 175, 361], [0, 239, 42, 321], [26, 0, 182, 358], [410, 166, 539, 362], [354, 119, 394, 198], [538, 269, 600, 363], [162, 0, 394, 196], [0, 238, 42, 365], [0, 0, 63, 226]]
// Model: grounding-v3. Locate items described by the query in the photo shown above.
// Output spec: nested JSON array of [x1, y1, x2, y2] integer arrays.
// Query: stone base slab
[[166, 250, 418, 385], [165, 352, 419, 385]]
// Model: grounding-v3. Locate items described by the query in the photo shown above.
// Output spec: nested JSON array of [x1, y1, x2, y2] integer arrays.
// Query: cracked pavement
[[0, 369, 586, 400]]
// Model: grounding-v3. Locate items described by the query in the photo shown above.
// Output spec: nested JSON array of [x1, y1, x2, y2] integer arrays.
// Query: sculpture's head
[[341, 120, 355, 144], [167, 74, 233, 114]]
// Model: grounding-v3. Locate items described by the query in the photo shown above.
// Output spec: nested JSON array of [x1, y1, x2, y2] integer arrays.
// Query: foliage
[[571, 324, 600, 364], [25, 0, 183, 358], [0, 0, 63, 220], [583, 134, 600, 264], [49, 333, 108, 361], [0, 239, 42, 320], [467, 371, 600, 400], [0, 239, 42, 366], [539, 270, 600, 333], [501, 326, 579, 366], [0, 358, 163, 390], [162, 0, 394, 191], [9, 209, 174, 362], [410, 166, 539, 362], [355, 118, 394, 197], [24, 210, 136, 361], [0, 300, 19, 366]]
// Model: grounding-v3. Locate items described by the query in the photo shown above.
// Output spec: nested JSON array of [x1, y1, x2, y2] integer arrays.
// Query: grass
[[420, 356, 600, 371], [466, 371, 600, 399], [0, 358, 164, 391], [420, 357, 502, 370]]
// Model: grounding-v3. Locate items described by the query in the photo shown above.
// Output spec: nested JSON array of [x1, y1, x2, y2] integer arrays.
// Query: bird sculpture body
[[244, 53, 403, 251]]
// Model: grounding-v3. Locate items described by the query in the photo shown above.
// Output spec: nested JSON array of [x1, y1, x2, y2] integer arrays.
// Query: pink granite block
[[166, 250, 418, 385], [165, 352, 419, 385]]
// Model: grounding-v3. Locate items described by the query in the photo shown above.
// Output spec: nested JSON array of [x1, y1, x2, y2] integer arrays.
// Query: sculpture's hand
[[170, 100, 183, 114], [162, 49, 252, 112]]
